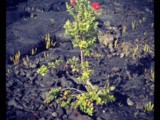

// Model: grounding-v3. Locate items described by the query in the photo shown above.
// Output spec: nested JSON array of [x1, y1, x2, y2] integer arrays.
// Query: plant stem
[[62, 88, 86, 94], [86, 81, 94, 90], [81, 50, 84, 63]]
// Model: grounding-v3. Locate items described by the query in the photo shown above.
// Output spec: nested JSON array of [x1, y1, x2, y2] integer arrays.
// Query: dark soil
[[6, 0, 154, 120]]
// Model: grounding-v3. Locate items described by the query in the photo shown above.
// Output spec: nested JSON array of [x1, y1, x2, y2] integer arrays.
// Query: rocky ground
[[6, 0, 154, 120]]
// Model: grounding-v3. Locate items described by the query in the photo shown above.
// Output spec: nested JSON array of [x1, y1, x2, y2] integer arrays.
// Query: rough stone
[[39, 117, 45, 120], [112, 67, 120, 73], [136, 103, 144, 110], [51, 112, 58, 117], [127, 98, 134, 106], [8, 99, 24, 110], [56, 107, 64, 117]]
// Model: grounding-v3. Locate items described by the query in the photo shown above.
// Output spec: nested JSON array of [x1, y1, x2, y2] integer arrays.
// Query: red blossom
[[70, 0, 76, 6], [92, 2, 100, 10]]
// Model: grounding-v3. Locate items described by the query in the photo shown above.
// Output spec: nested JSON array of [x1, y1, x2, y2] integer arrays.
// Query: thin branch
[[62, 87, 86, 94]]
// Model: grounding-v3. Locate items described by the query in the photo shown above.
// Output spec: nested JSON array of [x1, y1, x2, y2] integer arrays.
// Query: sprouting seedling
[[48, 59, 63, 68], [44, 33, 51, 49], [98, 34, 109, 47], [144, 101, 154, 112], [122, 25, 127, 34], [114, 39, 118, 48], [132, 22, 135, 29], [91, 52, 103, 57], [121, 42, 129, 55], [10, 51, 21, 65], [31, 47, 37, 55], [43, 52, 50, 58], [132, 44, 139, 59], [37, 65, 48, 76], [43, 33, 57, 49], [23, 55, 30, 68], [143, 44, 150, 53]]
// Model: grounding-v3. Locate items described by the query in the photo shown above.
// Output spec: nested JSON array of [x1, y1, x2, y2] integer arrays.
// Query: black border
[[154, 0, 160, 119], [0, 0, 6, 120]]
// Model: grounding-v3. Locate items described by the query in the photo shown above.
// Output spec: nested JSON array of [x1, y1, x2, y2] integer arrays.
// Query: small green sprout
[[144, 101, 154, 112], [43, 34, 56, 49], [132, 44, 139, 59], [43, 52, 50, 58], [48, 59, 63, 68], [114, 39, 118, 48], [90, 52, 104, 57], [121, 42, 130, 57], [44, 88, 61, 104], [132, 22, 135, 29], [22, 55, 30, 68], [10, 51, 21, 65], [67, 56, 80, 73], [31, 47, 37, 55], [37, 65, 48, 76], [143, 44, 150, 53]]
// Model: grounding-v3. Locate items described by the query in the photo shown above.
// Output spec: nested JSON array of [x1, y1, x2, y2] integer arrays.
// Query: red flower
[[70, 0, 76, 6], [92, 2, 100, 10]]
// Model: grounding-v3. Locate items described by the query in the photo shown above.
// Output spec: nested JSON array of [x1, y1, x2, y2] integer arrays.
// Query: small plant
[[37, 65, 48, 76], [45, 84, 115, 116], [77, 61, 94, 86], [43, 34, 56, 49], [150, 69, 154, 81], [44, 0, 115, 116], [43, 52, 50, 58], [31, 47, 37, 55], [63, 0, 101, 62], [67, 56, 80, 73], [144, 101, 154, 112], [98, 33, 113, 47], [48, 59, 63, 68], [90, 51, 103, 57], [132, 44, 139, 59], [10, 51, 21, 65], [122, 25, 127, 35], [143, 44, 150, 53], [98, 34, 108, 46], [120, 42, 130, 57], [131, 22, 135, 29], [22, 55, 30, 68], [114, 39, 118, 49]]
